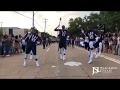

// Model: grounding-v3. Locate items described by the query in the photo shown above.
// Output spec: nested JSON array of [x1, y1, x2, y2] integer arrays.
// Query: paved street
[[0, 43, 120, 79]]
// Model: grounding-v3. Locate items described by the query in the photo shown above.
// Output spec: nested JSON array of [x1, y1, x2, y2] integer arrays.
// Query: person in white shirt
[[94, 36, 100, 58], [117, 33, 120, 55]]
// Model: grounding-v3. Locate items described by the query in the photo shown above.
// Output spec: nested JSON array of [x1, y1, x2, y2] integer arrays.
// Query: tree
[[0, 30, 3, 37], [68, 11, 120, 37], [68, 17, 83, 37], [99, 11, 120, 32]]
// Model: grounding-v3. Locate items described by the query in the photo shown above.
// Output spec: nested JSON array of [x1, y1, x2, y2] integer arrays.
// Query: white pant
[[98, 42, 102, 57], [60, 48, 66, 60], [88, 41, 94, 63], [89, 41, 94, 49], [99, 42, 102, 50]]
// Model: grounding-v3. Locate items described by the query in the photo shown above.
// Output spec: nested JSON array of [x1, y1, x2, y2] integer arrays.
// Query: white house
[[0, 27, 29, 36], [0, 27, 42, 37]]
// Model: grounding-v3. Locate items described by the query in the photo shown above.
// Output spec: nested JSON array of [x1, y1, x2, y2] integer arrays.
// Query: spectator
[[112, 33, 118, 55], [3, 35, 11, 56], [117, 32, 120, 56], [21, 38, 26, 53], [108, 38, 113, 53], [8, 35, 13, 55], [18, 35, 23, 53], [14, 35, 19, 54], [9, 34, 14, 55], [71, 36, 75, 48], [48, 37, 51, 46], [42, 37, 46, 49], [46, 37, 48, 47], [104, 34, 109, 53], [0, 36, 2, 55]]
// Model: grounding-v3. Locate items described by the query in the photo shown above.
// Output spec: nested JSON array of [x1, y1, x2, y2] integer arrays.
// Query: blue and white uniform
[[86, 29, 97, 63], [54, 26, 67, 60], [23, 30, 40, 67], [24, 32, 40, 55]]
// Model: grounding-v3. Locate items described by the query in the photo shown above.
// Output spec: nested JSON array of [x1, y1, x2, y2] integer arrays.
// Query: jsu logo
[[92, 67, 101, 75]]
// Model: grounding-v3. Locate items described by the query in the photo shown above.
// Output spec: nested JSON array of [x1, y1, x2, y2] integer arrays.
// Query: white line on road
[[75, 46, 120, 65], [51, 66, 56, 68], [101, 55, 120, 64]]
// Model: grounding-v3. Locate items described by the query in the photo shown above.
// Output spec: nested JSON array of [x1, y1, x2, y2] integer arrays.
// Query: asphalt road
[[0, 43, 120, 79]]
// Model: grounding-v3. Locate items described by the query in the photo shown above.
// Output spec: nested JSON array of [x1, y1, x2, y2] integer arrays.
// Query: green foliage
[[0, 30, 3, 37], [68, 11, 120, 36]]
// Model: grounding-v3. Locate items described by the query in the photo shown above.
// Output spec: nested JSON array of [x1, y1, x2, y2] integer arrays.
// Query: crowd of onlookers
[[0, 33, 53, 57], [73, 31, 120, 56], [0, 34, 25, 57], [103, 32, 120, 56], [0, 31, 120, 58]]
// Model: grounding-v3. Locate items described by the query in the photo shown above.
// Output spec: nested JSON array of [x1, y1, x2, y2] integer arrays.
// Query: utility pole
[[33, 11, 34, 27], [43, 18, 48, 37], [0, 22, 3, 35]]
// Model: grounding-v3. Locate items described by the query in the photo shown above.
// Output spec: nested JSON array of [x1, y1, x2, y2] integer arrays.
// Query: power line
[[13, 11, 43, 30], [34, 20, 43, 29], [14, 11, 32, 19]]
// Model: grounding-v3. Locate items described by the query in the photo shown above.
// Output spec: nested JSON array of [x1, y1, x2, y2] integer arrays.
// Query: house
[[0, 27, 30, 36], [0, 27, 42, 37]]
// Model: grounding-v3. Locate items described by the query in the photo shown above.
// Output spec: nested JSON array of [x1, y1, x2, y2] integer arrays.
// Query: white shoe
[[36, 61, 40, 67], [98, 53, 101, 57], [88, 60, 92, 64], [60, 54, 63, 60], [30, 55, 33, 60], [95, 55, 98, 58], [63, 55, 66, 60], [23, 60, 26, 67], [6, 54, 10, 57]]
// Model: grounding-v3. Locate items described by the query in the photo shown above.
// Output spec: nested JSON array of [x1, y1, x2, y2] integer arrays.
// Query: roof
[[1, 27, 30, 30], [2, 27, 20, 29]]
